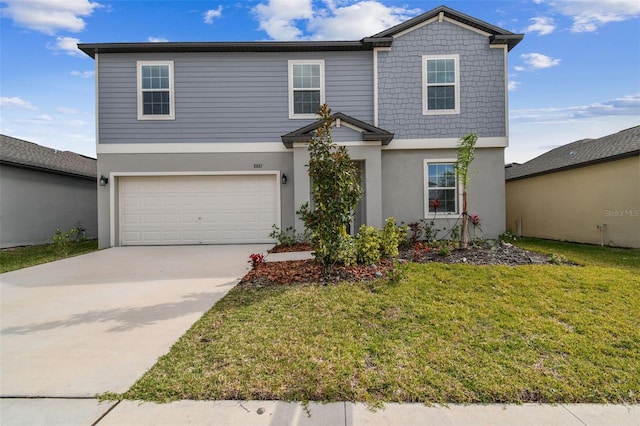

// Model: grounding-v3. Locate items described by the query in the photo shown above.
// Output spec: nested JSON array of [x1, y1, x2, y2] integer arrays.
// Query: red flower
[[431, 197, 440, 211]]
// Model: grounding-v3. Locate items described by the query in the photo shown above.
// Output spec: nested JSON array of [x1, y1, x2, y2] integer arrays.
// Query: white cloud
[[70, 70, 94, 78], [307, 1, 419, 40], [48, 36, 83, 56], [34, 114, 53, 122], [523, 16, 556, 35], [544, 0, 640, 32], [204, 5, 223, 24], [1, 0, 101, 35], [253, 0, 313, 40], [508, 81, 522, 91], [0, 96, 36, 110], [148, 36, 168, 42], [520, 53, 561, 69], [252, 0, 419, 40], [68, 119, 89, 127], [511, 93, 640, 123]]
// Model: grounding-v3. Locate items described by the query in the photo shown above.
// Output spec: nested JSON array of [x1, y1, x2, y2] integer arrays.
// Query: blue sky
[[1, 0, 639, 163]]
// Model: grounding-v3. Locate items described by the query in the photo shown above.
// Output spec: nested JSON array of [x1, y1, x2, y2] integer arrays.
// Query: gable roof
[[0, 134, 97, 179], [78, 5, 522, 58], [505, 126, 640, 181], [371, 5, 523, 51], [281, 112, 394, 148]]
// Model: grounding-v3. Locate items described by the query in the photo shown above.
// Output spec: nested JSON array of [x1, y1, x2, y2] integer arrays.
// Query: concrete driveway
[[0, 244, 270, 398]]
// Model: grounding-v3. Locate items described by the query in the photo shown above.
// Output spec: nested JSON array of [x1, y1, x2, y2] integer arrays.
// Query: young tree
[[455, 133, 478, 249], [297, 104, 362, 271]]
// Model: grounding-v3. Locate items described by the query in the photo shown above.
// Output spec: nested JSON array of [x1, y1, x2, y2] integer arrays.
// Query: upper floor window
[[424, 160, 458, 216], [137, 61, 175, 120], [422, 55, 460, 115], [289, 60, 324, 119]]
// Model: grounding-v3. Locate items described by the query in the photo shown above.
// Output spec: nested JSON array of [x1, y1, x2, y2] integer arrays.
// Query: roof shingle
[[505, 126, 640, 181], [0, 134, 96, 179]]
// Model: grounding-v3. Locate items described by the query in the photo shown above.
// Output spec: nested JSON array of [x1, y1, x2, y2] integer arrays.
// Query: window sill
[[422, 109, 460, 116]]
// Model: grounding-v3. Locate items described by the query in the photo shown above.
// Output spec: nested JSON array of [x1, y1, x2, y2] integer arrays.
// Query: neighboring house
[[505, 126, 640, 248], [0, 135, 98, 248], [78, 5, 523, 248]]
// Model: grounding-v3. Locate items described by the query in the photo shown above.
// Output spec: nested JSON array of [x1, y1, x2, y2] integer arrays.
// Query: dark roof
[[371, 5, 523, 51], [281, 113, 394, 148], [505, 126, 640, 181], [0, 134, 97, 179], [77, 40, 394, 58], [78, 6, 522, 58]]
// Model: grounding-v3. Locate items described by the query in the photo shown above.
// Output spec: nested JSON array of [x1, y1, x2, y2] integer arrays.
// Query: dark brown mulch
[[268, 243, 313, 253], [239, 258, 394, 286], [241, 241, 559, 287]]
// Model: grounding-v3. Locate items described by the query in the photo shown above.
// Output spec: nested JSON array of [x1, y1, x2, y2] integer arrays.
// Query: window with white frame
[[422, 55, 460, 115], [137, 61, 175, 120], [289, 60, 324, 119], [424, 160, 458, 216]]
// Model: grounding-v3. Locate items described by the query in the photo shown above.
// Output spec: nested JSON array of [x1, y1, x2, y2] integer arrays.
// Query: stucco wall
[[382, 147, 506, 239], [97, 152, 294, 248], [0, 165, 98, 248], [505, 156, 640, 248]]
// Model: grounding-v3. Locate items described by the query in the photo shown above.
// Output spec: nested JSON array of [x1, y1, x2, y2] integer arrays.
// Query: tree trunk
[[460, 189, 469, 249]]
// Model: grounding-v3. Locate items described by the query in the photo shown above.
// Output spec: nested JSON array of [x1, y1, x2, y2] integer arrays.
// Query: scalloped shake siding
[[378, 19, 506, 139]]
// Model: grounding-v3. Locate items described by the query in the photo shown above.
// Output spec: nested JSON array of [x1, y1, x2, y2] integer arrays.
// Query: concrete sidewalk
[[1, 399, 638, 425]]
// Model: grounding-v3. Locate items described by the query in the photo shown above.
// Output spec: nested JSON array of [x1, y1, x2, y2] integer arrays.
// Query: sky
[[1, 0, 639, 164]]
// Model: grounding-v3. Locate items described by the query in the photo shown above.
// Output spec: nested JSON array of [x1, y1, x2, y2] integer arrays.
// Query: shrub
[[269, 225, 306, 247], [407, 221, 422, 244], [355, 225, 381, 265], [380, 217, 407, 258], [248, 253, 265, 269], [297, 104, 362, 271], [51, 228, 78, 259]]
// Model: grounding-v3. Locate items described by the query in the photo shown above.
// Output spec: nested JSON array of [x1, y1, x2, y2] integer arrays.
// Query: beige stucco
[[506, 155, 640, 248]]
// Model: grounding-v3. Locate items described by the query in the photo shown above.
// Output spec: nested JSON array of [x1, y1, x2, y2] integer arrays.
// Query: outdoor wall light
[[281, 174, 287, 185], [99, 175, 109, 186]]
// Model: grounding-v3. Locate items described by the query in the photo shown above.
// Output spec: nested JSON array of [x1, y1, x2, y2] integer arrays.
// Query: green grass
[[513, 237, 640, 271], [0, 240, 99, 273], [111, 240, 640, 405]]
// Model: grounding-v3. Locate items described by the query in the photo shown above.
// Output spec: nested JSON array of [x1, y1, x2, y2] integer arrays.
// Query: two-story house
[[79, 5, 523, 248]]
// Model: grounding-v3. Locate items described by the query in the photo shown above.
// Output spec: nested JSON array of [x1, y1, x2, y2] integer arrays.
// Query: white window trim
[[288, 59, 325, 119], [137, 60, 175, 120], [423, 159, 461, 218], [422, 54, 460, 116]]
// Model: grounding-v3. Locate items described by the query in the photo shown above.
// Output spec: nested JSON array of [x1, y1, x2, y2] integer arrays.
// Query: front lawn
[[0, 240, 99, 273], [113, 239, 640, 405]]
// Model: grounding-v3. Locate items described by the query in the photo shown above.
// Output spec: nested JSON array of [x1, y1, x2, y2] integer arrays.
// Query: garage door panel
[[120, 175, 278, 245]]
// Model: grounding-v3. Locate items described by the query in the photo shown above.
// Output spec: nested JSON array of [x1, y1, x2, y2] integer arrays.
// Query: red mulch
[[240, 258, 394, 286]]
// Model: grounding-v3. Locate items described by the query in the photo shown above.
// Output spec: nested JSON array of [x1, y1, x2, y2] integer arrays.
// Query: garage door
[[119, 175, 278, 245]]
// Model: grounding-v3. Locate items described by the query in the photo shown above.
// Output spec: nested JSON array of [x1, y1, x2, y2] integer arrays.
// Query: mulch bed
[[267, 243, 313, 253], [400, 240, 551, 266], [240, 258, 394, 287], [241, 241, 558, 287]]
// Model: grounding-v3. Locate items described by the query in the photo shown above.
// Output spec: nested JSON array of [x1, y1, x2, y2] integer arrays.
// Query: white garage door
[[119, 175, 278, 245]]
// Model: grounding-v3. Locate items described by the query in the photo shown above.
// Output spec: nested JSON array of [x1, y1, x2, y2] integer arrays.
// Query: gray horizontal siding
[[98, 52, 373, 144], [378, 19, 507, 139]]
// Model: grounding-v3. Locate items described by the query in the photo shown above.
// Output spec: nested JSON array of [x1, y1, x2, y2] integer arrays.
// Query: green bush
[[313, 231, 356, 266], [269, 225, 311, 246], [297, 104, 362, 271], [380, 217, 407, 258], [51, 228, 78, 259], [355, 225, 381, 265]]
